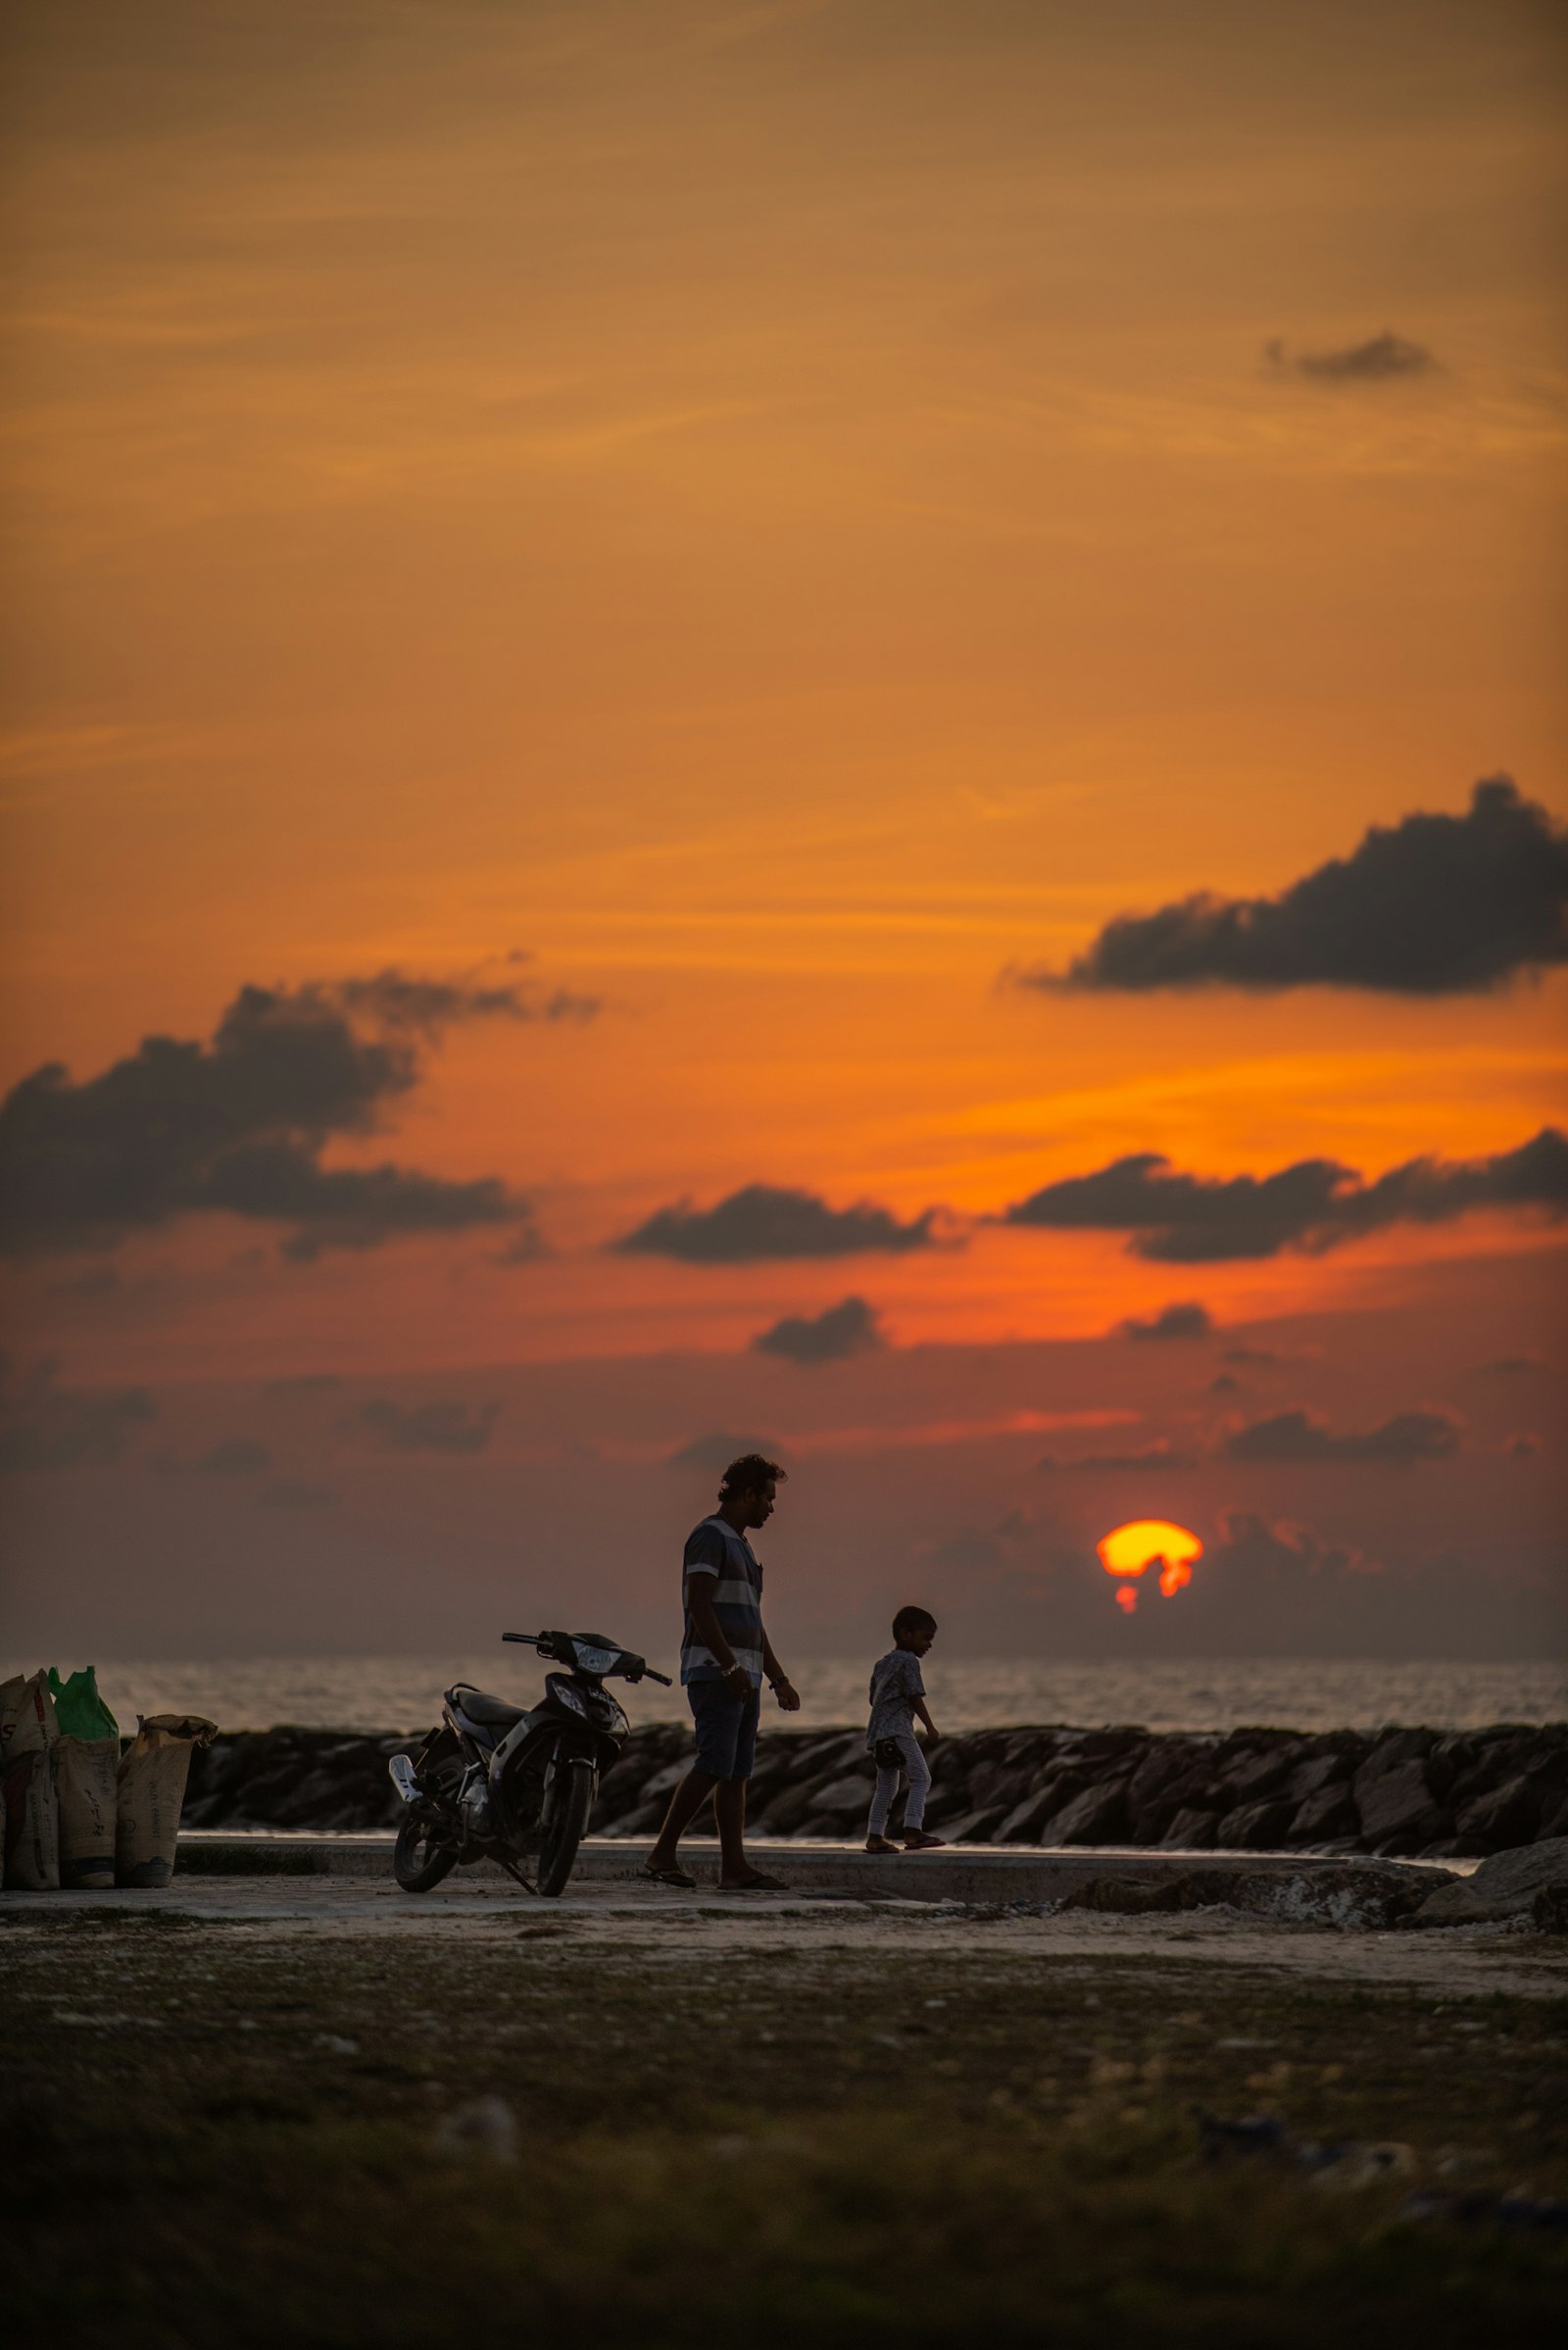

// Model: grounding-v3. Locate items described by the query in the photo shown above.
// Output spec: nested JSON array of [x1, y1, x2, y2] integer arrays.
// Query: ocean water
[[68, 1654, 1568, 1738]]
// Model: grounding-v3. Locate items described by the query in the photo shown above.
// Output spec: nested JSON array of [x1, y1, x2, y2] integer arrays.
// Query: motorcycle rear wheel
[[536, 1757, 595, 1897], [393, 1806, 458, 1892]]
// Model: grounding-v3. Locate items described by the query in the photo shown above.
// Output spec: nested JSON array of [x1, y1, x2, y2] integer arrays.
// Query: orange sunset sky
[[1, 0, 1564, 1664]]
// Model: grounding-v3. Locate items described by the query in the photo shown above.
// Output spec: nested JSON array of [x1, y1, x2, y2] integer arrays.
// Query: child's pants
[[867, 1733, 930, 1836]]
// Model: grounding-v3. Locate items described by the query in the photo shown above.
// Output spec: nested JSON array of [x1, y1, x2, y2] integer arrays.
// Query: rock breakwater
[[180, 1718, 1568, 1859]]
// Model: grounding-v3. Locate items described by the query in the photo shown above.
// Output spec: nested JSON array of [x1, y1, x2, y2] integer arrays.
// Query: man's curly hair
[[718, 1452, 787, 1501]]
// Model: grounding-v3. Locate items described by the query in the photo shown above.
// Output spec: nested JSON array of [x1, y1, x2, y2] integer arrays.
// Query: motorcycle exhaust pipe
[[387, 1754, 421, 1805]]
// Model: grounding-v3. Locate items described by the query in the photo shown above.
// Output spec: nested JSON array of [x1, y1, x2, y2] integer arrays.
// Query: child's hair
[[892, 1605, 937, 1640]]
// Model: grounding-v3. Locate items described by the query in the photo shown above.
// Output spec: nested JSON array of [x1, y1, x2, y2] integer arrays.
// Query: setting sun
[[1097, 1522, 1204, 1615]]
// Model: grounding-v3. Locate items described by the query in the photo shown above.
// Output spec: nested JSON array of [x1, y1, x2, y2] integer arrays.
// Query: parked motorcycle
[[388, 1630, 671, 1897]]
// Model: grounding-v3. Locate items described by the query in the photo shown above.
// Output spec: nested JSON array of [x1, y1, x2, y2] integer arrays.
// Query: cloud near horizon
[[1030, 779, 1567, 995], [752, 1295, 885, 1365], [0, 1358, 155, 1472], [0, 973, 546, 1263], [1224, 1408, 1461, 1464], [1264, 330, 1438, 383], [1037, 1440, 1199, 1473], [256, 1477, 337, 1511], [615, 1184, 939, 1264], [1119, 1300, 1212, 1341], [1004, 1127, 1568, 1261], [356, 1397, 500, 1455], [666, 1430, 785, 1475]]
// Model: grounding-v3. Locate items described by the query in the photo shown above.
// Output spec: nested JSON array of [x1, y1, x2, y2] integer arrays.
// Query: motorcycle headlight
[[570, 1640, 620, 1677], [545, 1675, 588, 1719]]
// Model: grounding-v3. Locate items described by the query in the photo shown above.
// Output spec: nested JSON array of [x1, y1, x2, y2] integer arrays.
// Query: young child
[[864, 1605, 945, 1853]]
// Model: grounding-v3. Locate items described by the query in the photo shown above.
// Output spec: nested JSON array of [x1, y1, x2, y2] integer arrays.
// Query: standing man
[[644, 1452, 801, 1891]]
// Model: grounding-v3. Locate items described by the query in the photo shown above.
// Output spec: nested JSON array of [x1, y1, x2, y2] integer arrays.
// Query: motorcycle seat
[[448, 1685, 527, 1730]]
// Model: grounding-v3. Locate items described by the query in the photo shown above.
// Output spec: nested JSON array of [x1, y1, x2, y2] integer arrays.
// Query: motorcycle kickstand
[[495, 1851, 538, 1896]]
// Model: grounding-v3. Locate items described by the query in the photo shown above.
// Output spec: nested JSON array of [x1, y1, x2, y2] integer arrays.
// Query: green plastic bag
[[46, 1666, 119, 1742]]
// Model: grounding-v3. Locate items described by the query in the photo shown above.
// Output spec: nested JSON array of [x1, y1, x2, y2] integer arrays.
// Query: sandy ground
[[6, 1874, 1563, 2000]]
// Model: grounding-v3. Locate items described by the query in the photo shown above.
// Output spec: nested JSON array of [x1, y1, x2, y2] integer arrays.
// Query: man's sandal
[[717, 1871, 789, 1892], [642, 1861, 698, 1889]]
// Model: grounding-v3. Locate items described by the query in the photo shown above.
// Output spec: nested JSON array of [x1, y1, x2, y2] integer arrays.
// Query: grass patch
[[4, 1922, 1565, 2344]]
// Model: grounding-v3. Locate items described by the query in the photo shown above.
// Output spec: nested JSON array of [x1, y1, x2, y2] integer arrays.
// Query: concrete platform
[[169, 1831, 1464, 1902]]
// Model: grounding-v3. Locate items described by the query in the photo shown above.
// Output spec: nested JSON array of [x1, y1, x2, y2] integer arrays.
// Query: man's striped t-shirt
[[680, 1515, 764, 1687]]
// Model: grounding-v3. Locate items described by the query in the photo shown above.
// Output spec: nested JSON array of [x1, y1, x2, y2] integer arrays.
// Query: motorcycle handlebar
[[502, 1632, 673, 1686]]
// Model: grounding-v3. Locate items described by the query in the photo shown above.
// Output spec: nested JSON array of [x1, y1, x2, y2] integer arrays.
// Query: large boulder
[[1355, 1758, 1447, 1848], [1039, 1782, 1129, 1845], [938, 1803, 1012, 1844], [1288, 1782, 1357, 1843], [804, 1771, 877, 1820], [1456, 1773, 1548, 1849], [1159, 1806, 1221, 1849], [1412, 1836, 1568, 1928], [1213, 1799, 1296, 1850], [996, 1784, 1075, 1843], [1287, 1750, 1354, 1806]]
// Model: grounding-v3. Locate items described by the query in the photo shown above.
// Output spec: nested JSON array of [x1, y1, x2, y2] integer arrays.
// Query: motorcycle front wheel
[[393, 1804, 458, 1892], [536, 1757, 595, 1897]]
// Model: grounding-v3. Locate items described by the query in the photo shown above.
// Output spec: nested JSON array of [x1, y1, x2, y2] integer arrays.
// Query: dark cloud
[[1037, 1441, 1198, 1473], [1003, 1127, 1567, 1261], [1264, 330, 1438, 383], [356, 1397, 500, 1455], [1209, 1373, 1241, 1395], [0, 1359, 154, 1472], [189, 1437, 273, 1475], [666, 1430, 783, 1474], [329, 965, 600, 1031], [256, 1478, 337, 1511], [1035, 780, 1567, 996], [1222, 1346, 1280, 1367], [920, 1528, 1005, 1574], [1118, 1300, 1212, 1342], [1507, 1433, 1541, 1460], [615, 1184, 938, 1264], [1225, 1408, 1461, 1465], [752, 1295, 885, 1365], [0, 976, 543, 1261]]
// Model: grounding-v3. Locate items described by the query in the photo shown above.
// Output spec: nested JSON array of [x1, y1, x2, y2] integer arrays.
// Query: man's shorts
[[688, 1679, 760, 1781]]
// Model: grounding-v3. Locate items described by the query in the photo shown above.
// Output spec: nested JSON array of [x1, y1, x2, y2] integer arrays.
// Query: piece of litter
[[432, 2095, 519, 2164], [314, 2033, 360, 2055]]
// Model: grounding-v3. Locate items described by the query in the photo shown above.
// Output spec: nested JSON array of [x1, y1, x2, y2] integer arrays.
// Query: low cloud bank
[[355, 1397, 500, 1455], [1224, 1408, 1461, 1465]]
